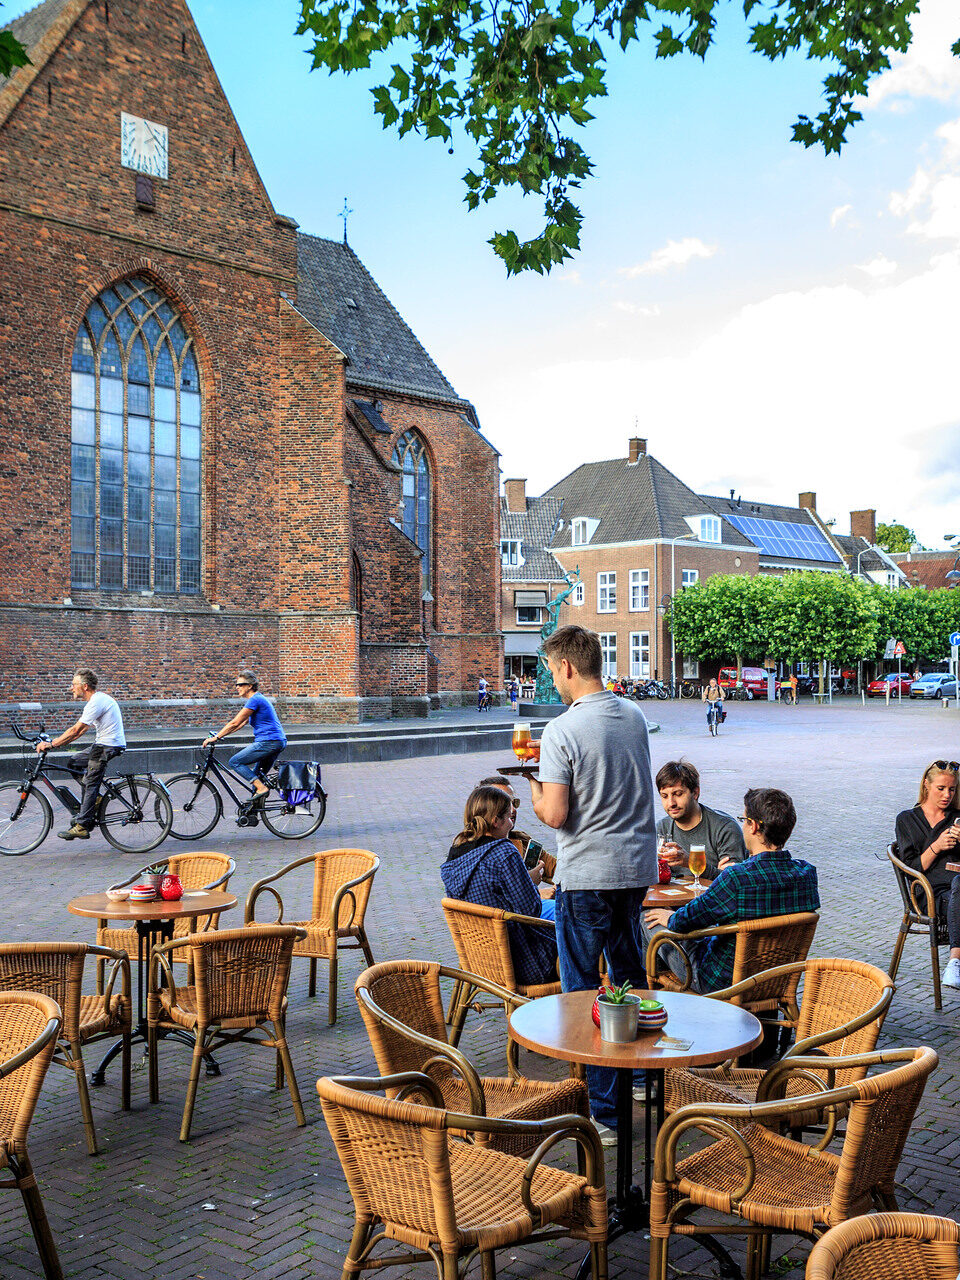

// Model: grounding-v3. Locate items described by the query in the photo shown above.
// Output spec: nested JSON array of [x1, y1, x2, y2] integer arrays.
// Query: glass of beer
[[512, 722, 532, 763], [688, 844, 707, 895]]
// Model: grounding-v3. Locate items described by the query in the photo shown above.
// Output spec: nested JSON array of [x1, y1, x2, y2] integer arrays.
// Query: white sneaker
[[942, 958, 960, 989], [591, 1119, 618, 1148], [632, 1086, 647, 1102]]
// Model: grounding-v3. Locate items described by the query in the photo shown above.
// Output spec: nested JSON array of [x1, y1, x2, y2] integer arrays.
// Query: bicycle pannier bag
[[277, 760, 319, 806]]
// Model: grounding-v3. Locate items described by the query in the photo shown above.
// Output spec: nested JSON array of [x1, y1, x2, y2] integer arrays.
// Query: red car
[[867, 673, 913, 698], [718, 667, 779, 698]]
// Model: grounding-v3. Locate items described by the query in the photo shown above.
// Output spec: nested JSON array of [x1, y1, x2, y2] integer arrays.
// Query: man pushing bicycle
[[37, 669, 126, 840]]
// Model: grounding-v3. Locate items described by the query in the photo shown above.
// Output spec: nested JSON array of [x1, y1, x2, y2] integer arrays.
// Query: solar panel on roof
[[727, 515, 841, 563]]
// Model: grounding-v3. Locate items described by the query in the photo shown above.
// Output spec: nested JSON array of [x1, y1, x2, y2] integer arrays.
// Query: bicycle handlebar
[[8, 718, 49, 746]]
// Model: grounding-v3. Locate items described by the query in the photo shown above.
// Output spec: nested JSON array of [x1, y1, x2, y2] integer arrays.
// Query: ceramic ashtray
[[106, 888, 130, 902]]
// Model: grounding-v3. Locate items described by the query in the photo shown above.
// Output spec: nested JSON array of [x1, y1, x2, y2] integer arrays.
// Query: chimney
[[799, 492, 816, 512], [628, 437, 647, 464], [850, 509, 876, 543], [504, 478, 526, 513]]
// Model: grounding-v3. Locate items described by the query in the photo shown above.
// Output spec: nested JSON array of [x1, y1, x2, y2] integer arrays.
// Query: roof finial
[[340, 197, 354, 245]]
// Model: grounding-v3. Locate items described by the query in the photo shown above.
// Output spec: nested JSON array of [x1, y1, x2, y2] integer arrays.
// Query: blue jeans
[[555, 886, 647, 1126], [229, 739, 284, 783]]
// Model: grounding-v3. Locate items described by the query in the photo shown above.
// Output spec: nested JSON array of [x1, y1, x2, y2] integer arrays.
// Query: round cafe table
[[510, 989, 762, 1274], [68, 890, 237, 1083]]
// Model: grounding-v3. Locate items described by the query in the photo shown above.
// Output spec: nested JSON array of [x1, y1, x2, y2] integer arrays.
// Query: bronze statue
[[534, 567, 581, 703]]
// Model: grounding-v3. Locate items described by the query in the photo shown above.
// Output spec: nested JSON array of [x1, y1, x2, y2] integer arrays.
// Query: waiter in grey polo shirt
[[529, 625, 658, 1137]]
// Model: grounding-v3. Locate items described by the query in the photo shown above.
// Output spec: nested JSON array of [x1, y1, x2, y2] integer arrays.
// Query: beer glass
[[512, 723, 532, 763], [688, 844, 707, 895]]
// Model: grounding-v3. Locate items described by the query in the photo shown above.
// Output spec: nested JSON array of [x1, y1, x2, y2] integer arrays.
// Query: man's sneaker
[[58, 824, 90, 840], [590, 1118, 618, 1148], [632, 1085, 648, 1102], [942, 957, 960, 989]]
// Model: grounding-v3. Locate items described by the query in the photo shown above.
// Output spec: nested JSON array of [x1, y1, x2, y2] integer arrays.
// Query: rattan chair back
[[311, 850, 377, 925], [792, 959, 894, 1087], [0, 944, 84, 1043], [727, 912, 820, 1014], [806, 1213, 960, 1280], [886, 843, 947, 1010], [0, 991, 61, 1149], [356, 959, 450, 1079], [441, 898, 518, 990], [182, 926, 297, 1025]]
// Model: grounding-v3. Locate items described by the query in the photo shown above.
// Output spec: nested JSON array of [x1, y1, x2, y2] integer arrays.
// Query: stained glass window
[[391, 431, 431, 587], [70, 275, 202, 593]]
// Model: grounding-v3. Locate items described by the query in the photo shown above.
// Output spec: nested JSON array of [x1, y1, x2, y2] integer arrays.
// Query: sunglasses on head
[[932, 761, 959, 772]]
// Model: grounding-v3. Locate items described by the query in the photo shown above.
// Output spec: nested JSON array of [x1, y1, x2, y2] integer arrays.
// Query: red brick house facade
[[0, 0, 501, 723]]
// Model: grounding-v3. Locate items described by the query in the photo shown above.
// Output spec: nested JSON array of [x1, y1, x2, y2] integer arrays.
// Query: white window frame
[[681, 568, 699, 589], [572, 518, 588, 546], [572, 582, 584, 606], [629, 568, 649, 612], [630, 631, 650, 679], [597, 571, 617, 613], [516, 605, 542, 626], [886, 571, 899, 591], [600, 633, 617, 679], [682, 656, 699, 679], [699, 516, 721, 543], [500, 539, 521, 568]]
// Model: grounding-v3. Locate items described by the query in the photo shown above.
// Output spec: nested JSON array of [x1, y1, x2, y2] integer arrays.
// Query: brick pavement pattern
[[1, 698, 958, 1277]]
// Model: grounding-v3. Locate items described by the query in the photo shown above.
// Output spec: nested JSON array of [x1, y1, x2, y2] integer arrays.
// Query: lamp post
[[667, 533, 699, 694]]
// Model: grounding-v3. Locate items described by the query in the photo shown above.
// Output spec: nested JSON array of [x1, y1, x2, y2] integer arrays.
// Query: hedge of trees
[[669, 573, 960, 670]]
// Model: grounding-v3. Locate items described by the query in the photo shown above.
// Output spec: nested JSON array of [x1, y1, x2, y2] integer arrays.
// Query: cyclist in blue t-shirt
[[203, 669, 287, 799]]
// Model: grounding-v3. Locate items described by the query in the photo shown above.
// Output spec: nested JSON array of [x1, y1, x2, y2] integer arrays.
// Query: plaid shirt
[[667, 849, 819, 992]]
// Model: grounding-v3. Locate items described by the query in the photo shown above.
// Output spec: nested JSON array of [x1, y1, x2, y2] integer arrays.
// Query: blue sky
[[8, 0, 960, 547]]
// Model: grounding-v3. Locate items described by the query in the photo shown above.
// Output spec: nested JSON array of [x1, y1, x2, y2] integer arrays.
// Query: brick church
[[0, 0, 502, 723]]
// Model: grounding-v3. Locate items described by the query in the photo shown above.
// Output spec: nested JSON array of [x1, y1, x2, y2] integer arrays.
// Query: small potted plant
[[142, 861, 168, 893], [595, 980, 642, 1042]]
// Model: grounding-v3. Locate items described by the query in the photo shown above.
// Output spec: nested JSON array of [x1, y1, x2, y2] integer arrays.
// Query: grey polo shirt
[[537, 690, 658, 891]]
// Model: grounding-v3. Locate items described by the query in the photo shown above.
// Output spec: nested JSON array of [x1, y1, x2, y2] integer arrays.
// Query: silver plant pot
[[597, 994, 641, 1042]]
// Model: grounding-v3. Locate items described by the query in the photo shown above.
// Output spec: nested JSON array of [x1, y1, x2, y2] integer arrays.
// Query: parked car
[[910, 672, 958, 700], [717, 667, 779, 698], [867, 673, 914, 698]]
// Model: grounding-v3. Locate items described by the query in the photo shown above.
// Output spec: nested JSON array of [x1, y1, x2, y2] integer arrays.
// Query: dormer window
[[699, 516, 721, 543], [572, 518, 588, 546], [500, 539, 522, 568]]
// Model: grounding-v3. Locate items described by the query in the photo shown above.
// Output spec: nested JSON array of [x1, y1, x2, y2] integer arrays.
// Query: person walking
[[38, 669, 126, 840], [528, 625, 657, 1141], [702, 677, 724, 735], [477, 675, 489, 712], [203, 670, 286, 801], [508, 675, 520, 713]]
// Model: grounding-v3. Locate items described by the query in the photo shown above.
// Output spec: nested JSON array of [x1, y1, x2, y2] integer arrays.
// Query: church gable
[[0, 0, 292, 279]]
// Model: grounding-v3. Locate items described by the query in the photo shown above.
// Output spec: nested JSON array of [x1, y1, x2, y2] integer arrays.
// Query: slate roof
[[500, 496, 565, 582], [833, 534, 894, 577], [543, 455, 754, 549], [0, 0, 84, 90], [297, 235, 464, 405]]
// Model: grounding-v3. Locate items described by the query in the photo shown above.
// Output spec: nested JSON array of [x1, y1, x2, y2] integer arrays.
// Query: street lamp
[[668, 532, 699, 693]]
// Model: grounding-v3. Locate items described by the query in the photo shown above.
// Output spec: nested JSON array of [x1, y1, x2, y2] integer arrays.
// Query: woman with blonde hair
[[442, 785, 557, 985], [895, 760, 960, 989]]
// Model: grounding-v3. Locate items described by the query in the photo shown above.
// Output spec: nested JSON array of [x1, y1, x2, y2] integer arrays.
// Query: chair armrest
[[330, 861, 380, 932], [356, 989, 487, 1114], [244, 854, 316, 923], [501, 910, 555, 932], [786, 984, 894, 1060], [0, 1015, 61, 1077], [109, 860, 168, 891], [87, 944, 132, 1013], [148, 936, 191, 1013], [705, 960, 806, 1004], [202, 858, 236, 891], [439, 965, 530, 1009], [645, 930, 696, 990], [888, 847, 938, 919], [326, 1071, 446, 1107]]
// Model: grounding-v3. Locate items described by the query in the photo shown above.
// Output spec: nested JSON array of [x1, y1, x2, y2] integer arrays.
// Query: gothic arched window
[[391, 431, 431, 585], [70, 276, 202, 594]]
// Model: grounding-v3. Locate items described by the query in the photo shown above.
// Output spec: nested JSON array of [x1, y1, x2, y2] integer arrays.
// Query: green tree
[[297, 0, 956, 273], [0, 6, 29, 79], [669, 574, 775, 667], [876, 521, 921, 554], [772, 572, 877, 666]]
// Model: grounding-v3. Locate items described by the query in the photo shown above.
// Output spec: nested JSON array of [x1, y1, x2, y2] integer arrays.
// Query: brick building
[[0, 0, 501, 724]]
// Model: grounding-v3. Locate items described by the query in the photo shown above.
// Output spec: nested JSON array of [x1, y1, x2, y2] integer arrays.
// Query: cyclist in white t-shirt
[[37, 668, 126, 840]]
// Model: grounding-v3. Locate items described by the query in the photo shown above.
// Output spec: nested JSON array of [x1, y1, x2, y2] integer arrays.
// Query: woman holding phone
[[895, 760, 960, 989]]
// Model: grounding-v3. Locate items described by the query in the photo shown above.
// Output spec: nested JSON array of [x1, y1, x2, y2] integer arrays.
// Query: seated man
[[479, 775, 555, 919], [642, 787, 819, 993], [656, 758, 745, 880]]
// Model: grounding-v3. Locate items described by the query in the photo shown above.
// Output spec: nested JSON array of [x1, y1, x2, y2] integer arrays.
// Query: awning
[[514, 590, 548, 607], [504, 633, 541, 656]]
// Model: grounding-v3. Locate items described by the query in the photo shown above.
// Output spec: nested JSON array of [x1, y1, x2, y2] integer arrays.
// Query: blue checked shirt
[[667, 850, 819, 992]]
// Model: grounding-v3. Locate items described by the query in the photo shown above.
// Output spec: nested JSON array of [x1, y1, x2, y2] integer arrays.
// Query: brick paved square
[[1, 699, 958, 1277]]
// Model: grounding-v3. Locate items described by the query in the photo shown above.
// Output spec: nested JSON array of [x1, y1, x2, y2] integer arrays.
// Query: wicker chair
[[355, 959, 587, 1156], [649, 1046, 939, 1280], [245, 850, 379, 1026], [317, 1070, 608, 1280], [0, 942, 132, 1155], [887, 844, 949, 1011], [441, 897, 560, 1077], [0, 991, 64, 1280], [663, 958, 895, 1127], [806, 1213, 960, 1280], [147, 925, 307, 1142], [646, 910, 820, 1031], [96, 852, 236, 989]]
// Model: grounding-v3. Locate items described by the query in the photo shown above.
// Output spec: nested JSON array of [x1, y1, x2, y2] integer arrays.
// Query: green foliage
[[876, 521, 920, 553], [296, 0, 946, 273], [0, 21, 30, 78], [669, 574, 777, 663], [874, 586, 960, 663], [600, 979, 633, 1004]]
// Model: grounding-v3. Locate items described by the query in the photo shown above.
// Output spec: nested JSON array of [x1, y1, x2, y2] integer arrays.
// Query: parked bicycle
[[165, 738, 327, 840], [0, 720, 172, 856], [678, 679, 702, 699]]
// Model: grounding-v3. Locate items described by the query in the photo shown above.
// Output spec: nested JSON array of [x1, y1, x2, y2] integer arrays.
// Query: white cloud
[[554, 269, 582, 285], [613, 301, 661, 317], [856, 254, 898, 278], [868, 0, 960, 107], [620, 237, 717, 277], [890, 115, 960, 239], [830, 203, 853, 228]]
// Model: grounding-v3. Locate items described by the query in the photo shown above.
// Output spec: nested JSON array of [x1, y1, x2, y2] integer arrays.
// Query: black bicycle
[[0, 720, 173, 856], [165, 739, 327, 840]]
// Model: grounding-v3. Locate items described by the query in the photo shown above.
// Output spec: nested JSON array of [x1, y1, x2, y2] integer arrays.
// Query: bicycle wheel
[[0, 783, 53, 855], [98, 777, 172, 854], [165, 774, 222, 840], [260, 787, 327, 839]]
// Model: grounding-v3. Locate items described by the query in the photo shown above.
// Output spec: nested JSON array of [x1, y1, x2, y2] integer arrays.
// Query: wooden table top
[[67, 890, 237, 922], [509, 989, 763, 1071], [643, 878, 712, 909]]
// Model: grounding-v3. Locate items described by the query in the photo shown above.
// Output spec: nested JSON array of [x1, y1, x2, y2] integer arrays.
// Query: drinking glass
[[512, 723, 532, 763], [688, 845, 707, 895]]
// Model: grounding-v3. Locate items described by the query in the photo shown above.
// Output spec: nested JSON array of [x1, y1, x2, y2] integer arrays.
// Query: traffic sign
[[949, 631, 960, 647], [894, 641, 906, 658], [883, 637, 896, 659]]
